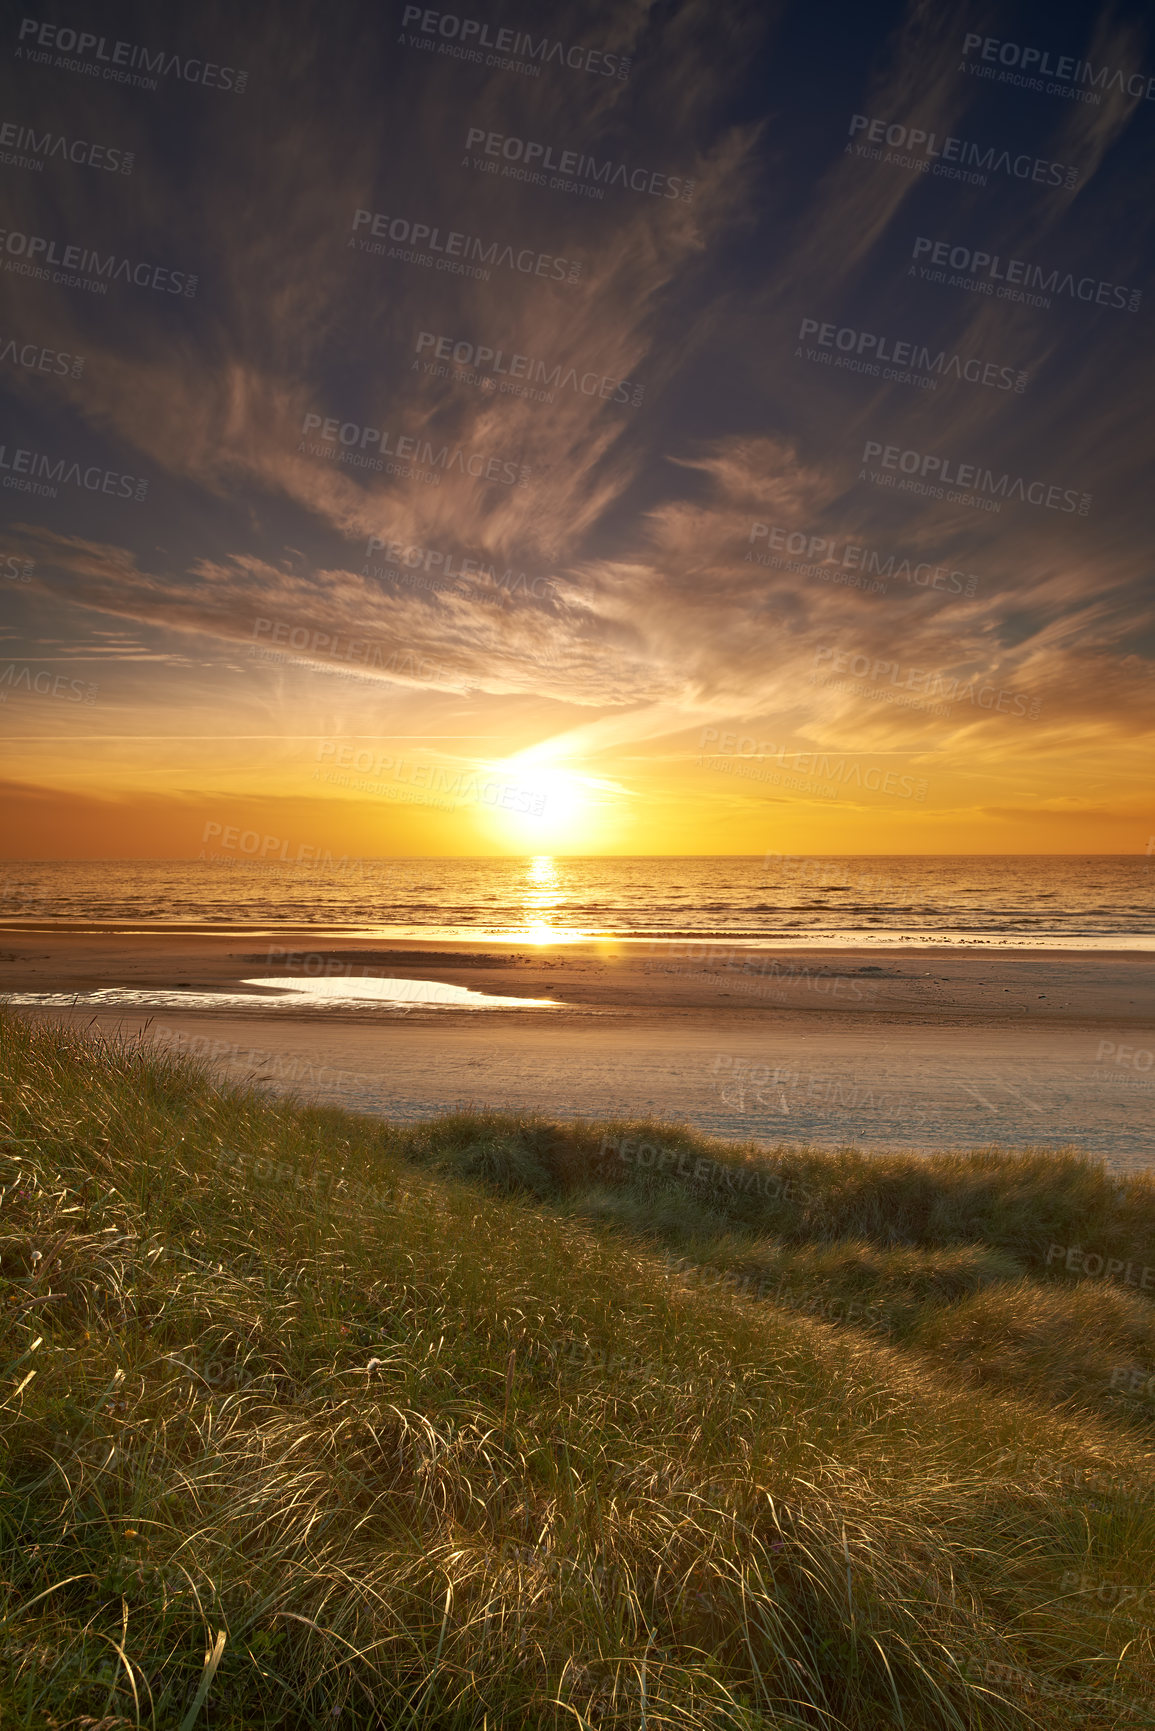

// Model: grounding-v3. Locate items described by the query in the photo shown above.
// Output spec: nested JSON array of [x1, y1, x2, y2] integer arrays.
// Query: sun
[[479, 756, 594, 848]]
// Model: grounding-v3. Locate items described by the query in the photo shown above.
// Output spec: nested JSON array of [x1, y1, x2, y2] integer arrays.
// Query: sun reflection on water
[[513, 856, 587, 943], [526, 855, 558, 891]]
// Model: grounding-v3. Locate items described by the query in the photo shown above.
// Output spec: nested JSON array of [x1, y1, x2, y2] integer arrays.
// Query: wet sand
[[2, 929, 1153, 1168]]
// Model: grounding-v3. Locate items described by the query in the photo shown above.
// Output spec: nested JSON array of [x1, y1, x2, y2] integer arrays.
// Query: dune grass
[[1, 1011, 1155, 1729], [409, 1113, 1155, 1430]]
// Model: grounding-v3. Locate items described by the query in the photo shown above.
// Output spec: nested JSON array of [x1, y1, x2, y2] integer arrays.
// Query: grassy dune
[[2, 1014, 1155, 1729]]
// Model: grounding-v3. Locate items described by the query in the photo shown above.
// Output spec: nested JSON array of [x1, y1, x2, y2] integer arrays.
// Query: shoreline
[[2, 929, 1152, 1166], [1, 930, 1154, 1023], [1, 920, 1152, 952]]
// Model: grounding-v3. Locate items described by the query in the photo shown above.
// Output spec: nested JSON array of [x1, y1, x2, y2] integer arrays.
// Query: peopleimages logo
[[250, 618, 455, 690], [0, 336, 84, 378], [910, 237, 1141, 314], [464, 128, 694, 201], [797, 316, 1026, 392], [201, 821, 358, 868], [811, 646, 1042, 718], [697, 729, 928, 800], [746, 523, 978, 596], [960, 32, 1155, 102], [0, 442, 147, 502], [315, 744, 548, 817], [299, 413, 530, 486], [0, 665, 97, 703], [400, 8, 631, 79], [861, 439, 1091, 514], [847, 115, 1078, 190], [0, 229, 197, 295], [0, 118, 133, 173], [363, 536, 554, 599], [415, 331, 644, 407], [15, 18, 248, 93], [351, 209, 582, 285]]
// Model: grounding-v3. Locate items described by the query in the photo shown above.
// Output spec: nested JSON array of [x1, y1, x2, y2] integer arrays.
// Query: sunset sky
[[2, 0, 1153, 859]]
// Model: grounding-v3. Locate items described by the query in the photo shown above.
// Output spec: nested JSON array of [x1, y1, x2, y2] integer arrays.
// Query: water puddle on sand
[[241, 976, 558, 1009], [1, 976, 559, 1013]]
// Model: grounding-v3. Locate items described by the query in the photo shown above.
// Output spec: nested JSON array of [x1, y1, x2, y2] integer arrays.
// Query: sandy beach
[[2, 928, 1152, 1168]]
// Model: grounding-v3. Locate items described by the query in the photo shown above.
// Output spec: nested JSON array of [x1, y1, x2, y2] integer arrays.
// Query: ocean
[[0, 855, 1151, 947]]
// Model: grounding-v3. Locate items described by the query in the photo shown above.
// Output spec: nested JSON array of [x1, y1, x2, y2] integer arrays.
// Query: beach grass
[[2, 1011, 1154, 1729]]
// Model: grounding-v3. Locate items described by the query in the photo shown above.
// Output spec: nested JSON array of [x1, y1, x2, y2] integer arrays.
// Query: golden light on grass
[[3, 1011, 1155, 1727]]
